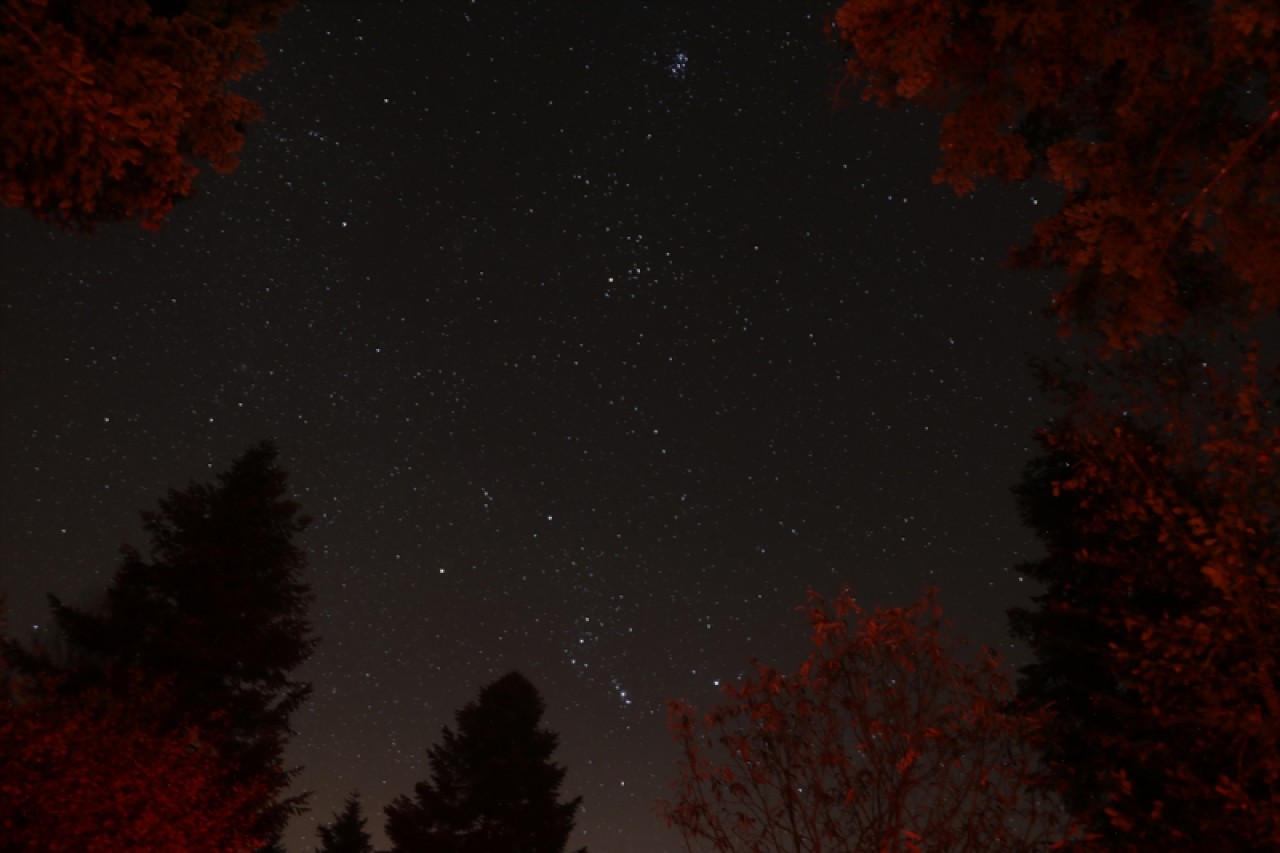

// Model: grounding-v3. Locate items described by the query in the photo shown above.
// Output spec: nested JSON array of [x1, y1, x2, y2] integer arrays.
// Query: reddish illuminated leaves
[[659, 590, 1072, 852], [0, 0, 295, 231], [1014, 346, 1280, 848], [0, 667, 267, 852], [831, 0, 1280, 349]]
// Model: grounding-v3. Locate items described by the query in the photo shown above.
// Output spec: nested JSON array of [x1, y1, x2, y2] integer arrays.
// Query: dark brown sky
[[0, 2, 1076, 850]]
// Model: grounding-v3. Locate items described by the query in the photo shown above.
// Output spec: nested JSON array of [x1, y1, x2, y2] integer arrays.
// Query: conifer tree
[[8, 441, 317, 841], [385, 672, 585, 853], [316, 792, 375, 853]]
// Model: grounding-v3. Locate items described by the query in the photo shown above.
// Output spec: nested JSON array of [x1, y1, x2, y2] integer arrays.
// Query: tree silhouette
[[830, 0, 1280, 349], [315, 792, 375, 853], [257, 831, 290, 853], [385, 672, 586, 853], [6, 441, 317, 841], [0, 0, 296, 232], [1010, 345, 1280, 848], [659, 589, 1072, 853]]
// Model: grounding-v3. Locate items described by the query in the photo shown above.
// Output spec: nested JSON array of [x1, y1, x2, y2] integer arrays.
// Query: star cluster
[[1, 2, 1069, 850]]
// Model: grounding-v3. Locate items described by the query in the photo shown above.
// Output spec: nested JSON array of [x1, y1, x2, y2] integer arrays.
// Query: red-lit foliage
[[0, 0, 295, 232], [830, 0, 1280, 350], [0, 664, 267, 852], [659, 589, 1073, 853], [1013, 346, 1280, 849]]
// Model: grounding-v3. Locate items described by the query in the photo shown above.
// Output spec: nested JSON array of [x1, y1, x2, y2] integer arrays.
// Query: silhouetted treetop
[[385, 671, 585, 853], [8, 440, 317, 841], [316, 792, 375, 853]]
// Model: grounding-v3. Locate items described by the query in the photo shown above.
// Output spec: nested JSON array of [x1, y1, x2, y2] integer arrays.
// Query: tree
[[0, 0, 296, 232], [316, 792, 375, 853], [6, 440, 317, 841], [829, 0, 1280, 350], [1010, 346, 1280, 849], [257, 831, 291, 853], [384, 672, 586, 853], [659, 589, 1072, 853], [1, 662, 268, 852]]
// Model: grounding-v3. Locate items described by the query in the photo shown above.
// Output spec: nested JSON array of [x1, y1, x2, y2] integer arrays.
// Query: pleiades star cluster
[[0, 2, 1072, 850]]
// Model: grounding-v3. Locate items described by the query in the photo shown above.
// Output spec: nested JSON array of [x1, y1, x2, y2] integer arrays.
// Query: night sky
[[1, 2, 1076, 850]]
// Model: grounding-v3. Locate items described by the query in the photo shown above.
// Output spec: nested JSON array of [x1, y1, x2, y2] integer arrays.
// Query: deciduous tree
[[1010, 345, 1280, 849], [0, 0, 296, 232], [0, 663, 267, 852], [659, 589, 1071, 853], [830, 0, 1280, 349], [385, 672, 586, 853]]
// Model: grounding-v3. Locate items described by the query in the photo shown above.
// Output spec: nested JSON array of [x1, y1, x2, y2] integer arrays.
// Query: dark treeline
[[0, 445, 586, 853]]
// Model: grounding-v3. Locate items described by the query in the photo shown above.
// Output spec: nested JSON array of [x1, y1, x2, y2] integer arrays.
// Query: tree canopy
[[831, 0, 1279, 349], [6, 441, 317, 841], [1010, 346, 1280, 848], [1, 664, 268, 852], [385, 671, 586, 853], [660, 589, 1072, 853], [0, 0, 296, 231]]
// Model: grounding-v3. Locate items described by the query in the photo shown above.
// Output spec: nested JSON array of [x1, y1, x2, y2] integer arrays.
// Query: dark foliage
[[6, 441, 317, 841], [385, 672, 585, 853], [1009, 350, 1280, 848], [0, 0, 297, 232], [316, 792, 375, 853], [660, 589, 1072, 852], [1, 663, 268, 851], [831, 0, 1280, 350]]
